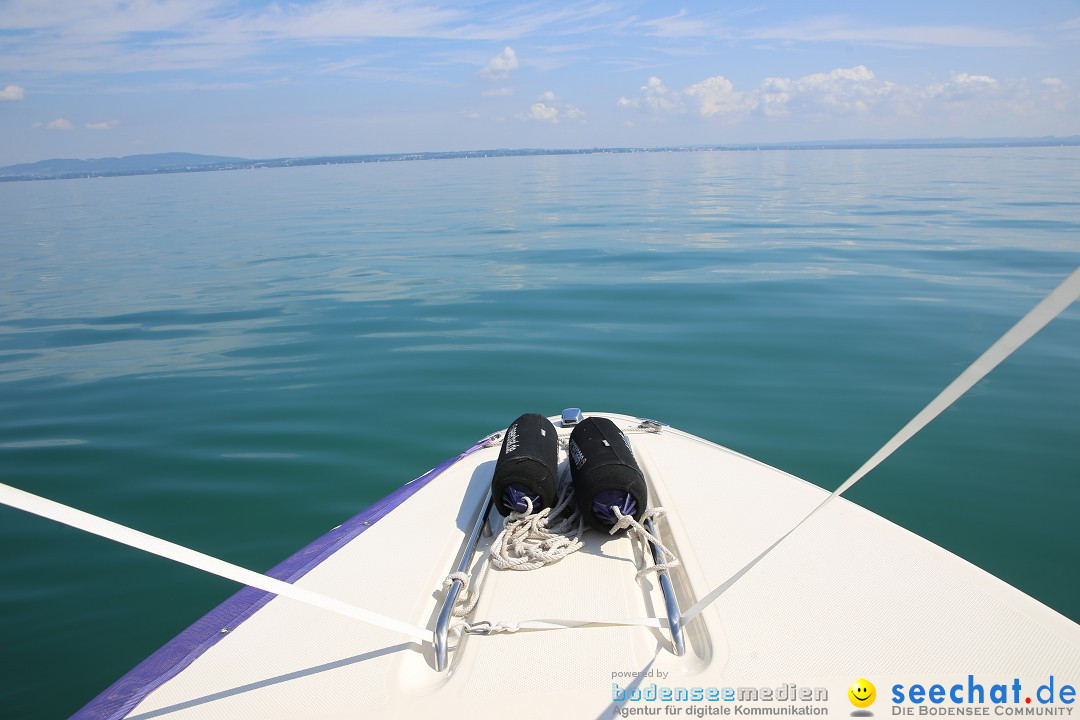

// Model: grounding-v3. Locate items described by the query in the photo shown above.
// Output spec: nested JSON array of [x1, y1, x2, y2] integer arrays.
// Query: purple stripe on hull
[[71, 439, 490, 720]]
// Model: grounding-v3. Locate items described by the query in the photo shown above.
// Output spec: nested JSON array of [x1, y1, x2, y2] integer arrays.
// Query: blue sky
[[0, 0, 1078, 164]]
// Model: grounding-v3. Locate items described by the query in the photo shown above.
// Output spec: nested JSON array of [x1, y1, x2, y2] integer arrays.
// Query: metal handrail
[[434, 489, 494, 671], [433, 484, 684, 666], [643, 516, 685, 656]]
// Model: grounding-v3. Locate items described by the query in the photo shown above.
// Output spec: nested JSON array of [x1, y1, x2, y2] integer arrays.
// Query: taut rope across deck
[[682, 265, 1080, 622]]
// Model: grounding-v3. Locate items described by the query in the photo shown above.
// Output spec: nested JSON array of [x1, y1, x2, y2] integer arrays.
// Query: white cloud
[[685, 75, 757, 118], [86, 119, 120, 130], [951, 72, 997, 86], [0, 84, 25, 100], [0, 0, 619, 45], [923, 72, 1000, 103], [632, 8, 1036, 48], [616, 65, 1071, 130], [619, 73, 759, 119], [759, 76, 792, 116], [782, 65, 898, 114], [617, 76, 684, 114], [527, 91, 584, 124], [744, 16, 1036, 48], [563, 105, 584, 121], [0, 2, 619, 75], [46, 118, 73, 131], [242, 1, 464, 41], [482, 87, 514, 97], [0, 0, 219, 34], [481, 46, 518, 79], [529, 102, 559, 123], [1038, 77, 1070, 112], [636, 9, 721, 38]]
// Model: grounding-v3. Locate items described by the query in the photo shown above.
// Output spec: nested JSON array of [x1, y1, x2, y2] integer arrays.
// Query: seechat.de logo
[[849, 678, 877, 711]]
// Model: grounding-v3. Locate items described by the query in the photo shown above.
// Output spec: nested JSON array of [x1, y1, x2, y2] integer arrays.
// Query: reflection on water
[[0, 148, 1078, 718], [4, 150, 1074, 384]]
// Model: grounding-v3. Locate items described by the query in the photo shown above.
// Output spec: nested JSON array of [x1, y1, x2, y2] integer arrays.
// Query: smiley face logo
[[848, 679, 876, 708]]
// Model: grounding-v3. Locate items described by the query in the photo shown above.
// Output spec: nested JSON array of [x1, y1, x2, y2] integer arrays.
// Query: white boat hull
[[75, 413, 1080, 719]]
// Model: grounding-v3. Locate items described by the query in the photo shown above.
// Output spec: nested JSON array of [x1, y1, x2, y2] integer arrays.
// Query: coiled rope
[[489, 470, 585, 571], [442, 466, 585, 638], [442, 449, 680, 638]]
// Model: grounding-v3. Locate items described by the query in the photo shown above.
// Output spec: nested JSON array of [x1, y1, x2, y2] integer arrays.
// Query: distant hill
[[0, 153, 251, 180], [745, 135, 1080, 149], [3, 137, 1079, 181]]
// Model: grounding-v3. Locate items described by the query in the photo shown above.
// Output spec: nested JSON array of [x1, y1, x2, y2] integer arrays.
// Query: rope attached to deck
[[0, 481, 430, 643], [681, 264, 1080, 623], [441, 454, 682, 643], [611, 507, 680, 579], [442, 468, 588, 642]]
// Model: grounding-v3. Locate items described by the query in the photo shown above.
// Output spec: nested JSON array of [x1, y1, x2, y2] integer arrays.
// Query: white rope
[[440, 559, 495, 648], [459, 616, 666, 635], [0, 481, 429, 643], [442, 467, 588, 640], [489, 472, 585, 571], [682, 264, 1080, 623], [440, 570, 479, 649], [442, 477, 682, 641], [610, 507, 680, 580]]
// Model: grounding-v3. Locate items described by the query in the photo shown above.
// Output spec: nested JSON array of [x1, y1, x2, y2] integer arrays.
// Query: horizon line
[[4, 135, 1080, 183]]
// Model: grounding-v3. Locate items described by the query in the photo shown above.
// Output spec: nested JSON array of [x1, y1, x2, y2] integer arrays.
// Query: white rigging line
[[682, 265, 1080, 622], [0, 482, 429, 643]]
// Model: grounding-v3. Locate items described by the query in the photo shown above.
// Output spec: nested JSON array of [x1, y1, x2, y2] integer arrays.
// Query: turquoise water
[[1, 148, 1078, 718]]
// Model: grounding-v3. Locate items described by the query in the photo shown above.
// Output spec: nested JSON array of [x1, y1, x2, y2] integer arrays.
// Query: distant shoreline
[[3, 137, 1079, 183]]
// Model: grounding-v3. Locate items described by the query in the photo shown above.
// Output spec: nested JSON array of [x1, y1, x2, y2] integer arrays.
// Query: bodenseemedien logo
[[849, 679, 877, 716]]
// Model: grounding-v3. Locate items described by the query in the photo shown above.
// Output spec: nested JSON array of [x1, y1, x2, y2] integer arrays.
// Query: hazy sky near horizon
[[1, 0, 1078, 165]]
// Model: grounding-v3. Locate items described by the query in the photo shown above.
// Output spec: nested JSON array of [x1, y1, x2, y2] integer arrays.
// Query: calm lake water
[[1, 148, 1078, 718]]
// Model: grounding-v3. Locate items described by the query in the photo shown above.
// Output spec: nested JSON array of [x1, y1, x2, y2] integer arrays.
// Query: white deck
[[121, 413, 1080, 719]]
